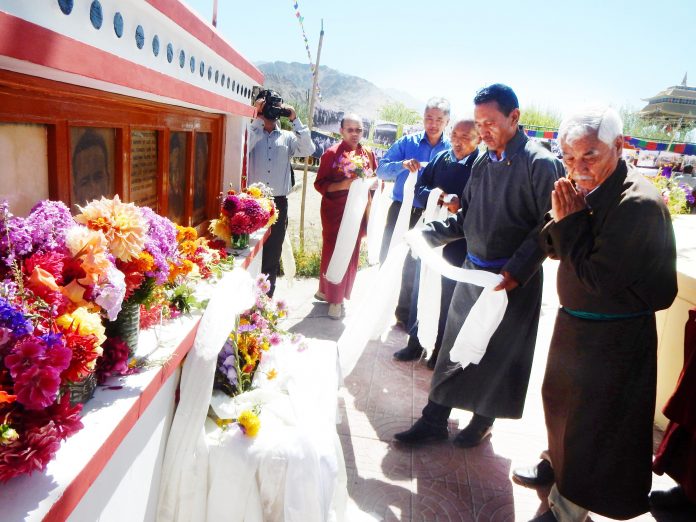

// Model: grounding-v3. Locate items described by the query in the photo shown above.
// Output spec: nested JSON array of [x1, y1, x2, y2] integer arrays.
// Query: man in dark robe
[[395, 84, 563, 447], [528, 107, 677, 521], [393, 118, 480, 365]]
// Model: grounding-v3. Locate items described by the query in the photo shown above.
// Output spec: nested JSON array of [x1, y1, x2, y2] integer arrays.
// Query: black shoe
[[512, 459, 555, 488], [528, 510, 557, 522], [650, 486, 693, 509], [393, 345, 425, 361], [394, 417, 448, 444], [426, 346, 440, 370], [453, 419, 493, 448]]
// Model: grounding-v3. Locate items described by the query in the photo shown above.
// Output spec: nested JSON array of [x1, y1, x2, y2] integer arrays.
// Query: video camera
[[256, 89, 292, 120]]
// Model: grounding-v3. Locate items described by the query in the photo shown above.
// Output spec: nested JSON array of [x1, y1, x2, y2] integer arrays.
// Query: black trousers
[[261, 196, 288, 297], [379, 200, 422, 323], [422, 400, 495, 429]]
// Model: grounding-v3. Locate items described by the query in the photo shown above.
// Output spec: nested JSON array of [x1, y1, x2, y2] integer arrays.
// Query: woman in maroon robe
[[314, 114, 376, 319]]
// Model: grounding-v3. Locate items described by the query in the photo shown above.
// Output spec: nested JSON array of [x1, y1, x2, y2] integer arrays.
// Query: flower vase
[[66, 372, 97, 406], [231, 233, 250, 250], [105, 299, 140, 356]]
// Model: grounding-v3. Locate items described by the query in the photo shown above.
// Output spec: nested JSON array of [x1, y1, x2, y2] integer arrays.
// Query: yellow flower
[[56, 307, 107, 347], [209, 218, 231, 244], [237, 410, 260, 437], [176, 225, 198, 243], [137, 251, 155, 272], [246, 186, 262, 198], [266, 369, 278, 380], [75, 195, 146, 262]]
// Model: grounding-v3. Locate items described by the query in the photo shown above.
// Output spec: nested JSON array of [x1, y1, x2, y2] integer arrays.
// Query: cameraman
[[249, 90, 315, 296]]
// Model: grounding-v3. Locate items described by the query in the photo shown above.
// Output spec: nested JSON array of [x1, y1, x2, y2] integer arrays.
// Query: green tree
[[619, 105, 695, 141], [519, 105, 562, 129], [379, 102, 421, 125]]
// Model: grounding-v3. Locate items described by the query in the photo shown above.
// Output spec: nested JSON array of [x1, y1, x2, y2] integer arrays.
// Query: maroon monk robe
[[314, 141, 376, 305], [653, 308, 696, 502]]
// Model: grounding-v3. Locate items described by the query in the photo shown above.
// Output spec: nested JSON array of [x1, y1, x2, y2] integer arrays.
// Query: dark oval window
[[89, 1, 102, 29], [179, 50, 185, 68], [208, 66, 212, 80], [166, 43, 174, 63], [58, 0, 73, 15], [226, 77, 230, 89], [200, 61, 205, 77], [215, 70, 219, 84], [135, 25, 145, 49], [152, 35, 160, 56], [190, 56, 196, 73], [113, 12, 124, 38]]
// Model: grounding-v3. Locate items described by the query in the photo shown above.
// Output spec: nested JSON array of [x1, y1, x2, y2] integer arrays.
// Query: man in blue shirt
[[377, 97, 450, 327], [393, 119, 481, 364], [249, 90, 315, 297]]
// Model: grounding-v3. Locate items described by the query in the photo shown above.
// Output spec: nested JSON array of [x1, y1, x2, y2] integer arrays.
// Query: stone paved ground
[[274, 259, 694, 522]]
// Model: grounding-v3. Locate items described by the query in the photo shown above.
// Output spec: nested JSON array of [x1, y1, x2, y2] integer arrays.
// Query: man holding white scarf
[[376, 97, 450, 327], [395, 84, 563, 447], [393, 119, 480, 365]]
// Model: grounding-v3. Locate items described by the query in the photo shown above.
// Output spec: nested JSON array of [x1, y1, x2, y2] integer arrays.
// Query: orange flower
[[266, 369, 278, 380], [0, 391, 17, 404]]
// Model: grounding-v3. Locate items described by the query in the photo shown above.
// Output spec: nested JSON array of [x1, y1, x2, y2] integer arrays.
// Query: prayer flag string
[[523, 127, 696, 155], [290, 0, 322, 100]]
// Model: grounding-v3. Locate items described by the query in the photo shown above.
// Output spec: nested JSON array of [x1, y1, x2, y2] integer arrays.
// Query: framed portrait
[[193, 132, 210, 225], [167, 131, 188, 224], [130, 129, 158, 210], [70, 127, 116, 210]]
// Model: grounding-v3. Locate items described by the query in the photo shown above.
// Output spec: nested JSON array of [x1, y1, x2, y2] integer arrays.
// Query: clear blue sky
[[183, 0, 695, 117]]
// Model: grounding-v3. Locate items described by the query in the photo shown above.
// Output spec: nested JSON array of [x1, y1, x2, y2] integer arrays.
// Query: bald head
[[450, 118, 480, 160]]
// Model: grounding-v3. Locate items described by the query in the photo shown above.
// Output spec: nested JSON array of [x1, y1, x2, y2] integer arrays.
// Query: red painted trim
[[42, 322, 199, 522], [242, 228, 271, 269], [0, 13, 255, 118], [145, 0, 263, 85]]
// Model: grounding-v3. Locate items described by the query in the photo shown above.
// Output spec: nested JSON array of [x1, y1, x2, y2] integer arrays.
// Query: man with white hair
[[522, 107, 677, 521]]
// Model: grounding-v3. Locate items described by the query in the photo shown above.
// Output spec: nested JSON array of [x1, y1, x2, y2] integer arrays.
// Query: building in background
[[0, 0, 262, 227]]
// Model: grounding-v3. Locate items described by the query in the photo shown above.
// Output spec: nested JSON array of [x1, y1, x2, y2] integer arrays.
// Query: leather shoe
[[453, 420, 492, 448], [394, 417, 448, 444], [393, 345, 425, 361], [528, 510, 557, 522], [512, 459, 555, 488], [426, 346, 440, 370], [650, 486, 693, 509]]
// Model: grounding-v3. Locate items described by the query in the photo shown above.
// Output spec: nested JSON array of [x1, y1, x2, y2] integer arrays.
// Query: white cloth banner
[[157, 268, 255, 522], [365, 180, 386, 265], [337, 229, 509, 377], [325, 178, 374, 284], [387, 170, 418, 254], [281, 232, 296, 286], [406, 230, 508, 367], [415, 188, 448, 352]]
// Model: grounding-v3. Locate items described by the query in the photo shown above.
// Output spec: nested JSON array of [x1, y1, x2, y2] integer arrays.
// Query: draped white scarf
[[325, 177, 385, 284], [415, 188, 449, 353], [337, 228, 508, 378]]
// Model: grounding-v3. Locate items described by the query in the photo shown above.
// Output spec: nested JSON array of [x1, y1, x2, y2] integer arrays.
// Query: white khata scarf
[[325, 177, 384, 284], [337, 217, 508, 378]]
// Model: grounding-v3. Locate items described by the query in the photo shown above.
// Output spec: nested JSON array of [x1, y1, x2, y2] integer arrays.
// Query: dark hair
[[72, 130, 108, 171], [473, 84, 519, 116], [684, 164, 694, 174]]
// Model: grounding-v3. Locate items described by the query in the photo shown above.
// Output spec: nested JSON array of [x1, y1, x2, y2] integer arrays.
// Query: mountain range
[[256, 61, 423, 119]]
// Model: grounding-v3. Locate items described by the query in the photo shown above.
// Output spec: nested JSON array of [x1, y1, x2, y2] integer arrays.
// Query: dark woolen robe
[[653, 308, 696, 502], [315, 142, 376, 304], [540, 161, 678, 518], [423, 129, 563, 419]]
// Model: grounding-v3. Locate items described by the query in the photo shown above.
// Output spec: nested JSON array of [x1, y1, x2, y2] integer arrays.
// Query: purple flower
[[25, 200, 73, 253], [221, 195, 242, 217], [269, 332, 282, 346], [140, 206, 178, 284], [679, 183, 696, 205], [0, 296, 34, 338], [0, 201, 33, 267]]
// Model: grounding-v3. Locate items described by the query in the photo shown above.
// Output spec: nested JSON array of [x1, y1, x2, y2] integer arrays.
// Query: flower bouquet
[[209, 183, 277, 249], [334, 148, 374, 179], [211, 274, 306, 437], [650, 170, 694, 215]]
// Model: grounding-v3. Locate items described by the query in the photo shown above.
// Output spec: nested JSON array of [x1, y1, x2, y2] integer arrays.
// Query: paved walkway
[[274, 261, 689, 522]]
